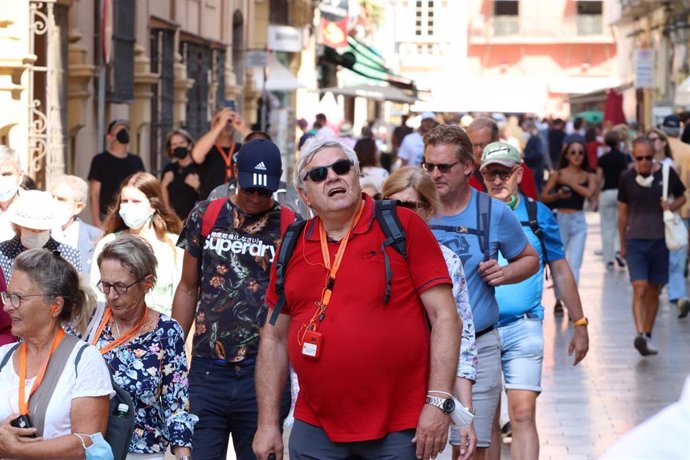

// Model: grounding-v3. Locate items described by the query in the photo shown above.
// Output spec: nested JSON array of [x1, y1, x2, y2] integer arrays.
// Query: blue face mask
[[75, 433, 114, 460]]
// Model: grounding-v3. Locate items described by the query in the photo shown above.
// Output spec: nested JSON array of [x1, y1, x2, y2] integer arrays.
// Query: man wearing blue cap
[[173, 139, 294, 460]]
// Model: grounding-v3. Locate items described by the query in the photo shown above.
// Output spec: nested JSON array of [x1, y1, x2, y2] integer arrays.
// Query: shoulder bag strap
[[662, 162, 670, 201], [29, 334, 80, 437], [0, 342, 20, 373]]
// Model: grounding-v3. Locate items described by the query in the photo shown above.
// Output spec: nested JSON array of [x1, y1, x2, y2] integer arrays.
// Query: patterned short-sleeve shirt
[[177, 198, 284, 362]]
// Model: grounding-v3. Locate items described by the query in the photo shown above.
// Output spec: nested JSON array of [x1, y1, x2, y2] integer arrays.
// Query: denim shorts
[[625, 238, 669, 285], [498, 316, 544, 393]]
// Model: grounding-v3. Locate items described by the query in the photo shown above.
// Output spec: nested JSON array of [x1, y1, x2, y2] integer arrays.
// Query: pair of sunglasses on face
[[302, 159, 354, 183]]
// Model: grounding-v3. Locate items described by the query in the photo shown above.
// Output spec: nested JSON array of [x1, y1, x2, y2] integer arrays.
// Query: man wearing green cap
[[480, 141, 589, 460]]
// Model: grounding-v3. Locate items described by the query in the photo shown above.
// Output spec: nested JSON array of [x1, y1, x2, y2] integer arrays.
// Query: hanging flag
[[319, 0, 349, 48]]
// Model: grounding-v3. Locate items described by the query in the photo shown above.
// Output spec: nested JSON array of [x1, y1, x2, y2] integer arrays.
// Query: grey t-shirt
[[618, 167, 686, 240]]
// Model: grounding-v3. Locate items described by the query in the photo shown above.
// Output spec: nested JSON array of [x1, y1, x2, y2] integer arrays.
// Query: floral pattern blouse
[[93, 312, 197, 454], [441, 245, 478, 382]]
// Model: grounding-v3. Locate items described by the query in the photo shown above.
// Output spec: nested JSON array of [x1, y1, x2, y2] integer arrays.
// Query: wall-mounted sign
[[268, 25, 303, 53], [247, 50, 268, 68], [634, 49, 655, 89]]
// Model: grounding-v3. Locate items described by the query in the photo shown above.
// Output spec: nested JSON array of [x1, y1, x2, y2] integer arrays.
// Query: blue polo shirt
[[430, 188, 529, 331], [495, 196, 566, 325]]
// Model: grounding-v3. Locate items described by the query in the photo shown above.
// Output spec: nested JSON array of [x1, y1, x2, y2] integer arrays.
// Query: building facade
[[0, 0, 314, 198]]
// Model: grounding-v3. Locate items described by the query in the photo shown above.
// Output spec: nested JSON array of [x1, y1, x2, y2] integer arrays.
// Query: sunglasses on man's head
[[303, 159, 353, 183]]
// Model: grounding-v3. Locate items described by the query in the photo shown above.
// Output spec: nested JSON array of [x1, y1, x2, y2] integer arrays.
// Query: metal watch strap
[[426, 395, 450, 413]]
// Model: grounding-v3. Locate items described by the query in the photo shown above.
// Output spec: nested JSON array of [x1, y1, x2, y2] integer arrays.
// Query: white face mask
[[636, 174, 654, 188], [54, 202, 75, 228], [119, 202, 152, 229], [0, 176, 18, 202], [21, 230, 51, 249]]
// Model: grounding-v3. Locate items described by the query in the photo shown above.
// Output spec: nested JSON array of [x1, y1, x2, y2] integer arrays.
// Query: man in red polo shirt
[[253, 137, 463, 460]]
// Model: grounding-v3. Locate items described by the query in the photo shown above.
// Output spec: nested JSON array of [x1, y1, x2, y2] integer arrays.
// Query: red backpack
[[200, 197, 296, 239]]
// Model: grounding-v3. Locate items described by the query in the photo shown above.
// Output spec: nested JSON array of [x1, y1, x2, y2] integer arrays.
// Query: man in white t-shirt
[[398, 112, 438, 167]]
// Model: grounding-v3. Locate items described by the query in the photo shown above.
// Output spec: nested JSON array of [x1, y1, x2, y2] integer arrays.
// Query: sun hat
[[6, 190, 56, 230]]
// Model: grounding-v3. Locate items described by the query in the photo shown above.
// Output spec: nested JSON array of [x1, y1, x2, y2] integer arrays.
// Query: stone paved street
[[197, 211, 690, 460]]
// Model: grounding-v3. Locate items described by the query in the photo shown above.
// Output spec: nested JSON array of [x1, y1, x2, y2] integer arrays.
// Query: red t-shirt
[[470, 164, 539, 199], [265, 195, 451, 442]]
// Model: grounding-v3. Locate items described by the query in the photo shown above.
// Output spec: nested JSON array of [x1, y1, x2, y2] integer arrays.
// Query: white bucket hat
[[7, 190, 56, 230]]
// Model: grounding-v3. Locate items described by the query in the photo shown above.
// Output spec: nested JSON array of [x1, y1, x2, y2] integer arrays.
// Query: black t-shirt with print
[[618, 167, 686, 240], [177, 198, 282, 362]]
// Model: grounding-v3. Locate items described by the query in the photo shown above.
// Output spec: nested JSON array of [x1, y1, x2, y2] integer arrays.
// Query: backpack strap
[[476, 192, 492, 262], [520, 197, 548, 266], [375, 200, 407, 304], [269, 219, 308, 326], [201, 197, 228, 239], [280, 206, 296, 236], [0, 342, 20, 373]]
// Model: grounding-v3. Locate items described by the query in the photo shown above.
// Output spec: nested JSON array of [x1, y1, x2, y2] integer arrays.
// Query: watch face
[[442, 398, 455, 414]]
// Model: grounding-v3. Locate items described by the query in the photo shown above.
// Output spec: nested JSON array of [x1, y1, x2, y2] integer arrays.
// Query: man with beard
[[173, 139, 294, 459]]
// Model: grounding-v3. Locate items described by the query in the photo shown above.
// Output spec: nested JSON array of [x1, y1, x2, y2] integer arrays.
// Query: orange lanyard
[[309, 199, 365, 331], [18, 329, 65, 415], [215, 141, 236, 181], [91, 307, 148, 355]]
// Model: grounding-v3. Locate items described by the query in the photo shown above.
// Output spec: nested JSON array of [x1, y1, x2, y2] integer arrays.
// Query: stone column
[[130, 44, 157, 171]]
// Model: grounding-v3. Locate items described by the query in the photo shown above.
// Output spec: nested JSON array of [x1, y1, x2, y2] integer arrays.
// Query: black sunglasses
[[635, 155, 653, 162], [303, 159, 353, 183], [481, 167, 518, 181], [422, 161, 460, 174], [241, 187, 273, 197]]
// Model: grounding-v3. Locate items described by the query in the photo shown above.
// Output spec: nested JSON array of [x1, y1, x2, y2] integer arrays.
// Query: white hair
[[51, 175, 89, 204], [294, 137, 360, 189], [0, 145, 21, 173]]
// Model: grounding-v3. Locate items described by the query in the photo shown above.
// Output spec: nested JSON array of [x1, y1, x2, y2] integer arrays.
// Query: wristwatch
[[425, 395, 455, 415], [573, 316, 589, 327]]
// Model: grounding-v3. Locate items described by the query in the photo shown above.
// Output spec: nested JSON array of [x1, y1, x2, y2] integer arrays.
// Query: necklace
[[112, 319, 121, 338]]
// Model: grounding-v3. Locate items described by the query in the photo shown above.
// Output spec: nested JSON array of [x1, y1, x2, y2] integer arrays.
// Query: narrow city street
[[213, 210, 690, 460]]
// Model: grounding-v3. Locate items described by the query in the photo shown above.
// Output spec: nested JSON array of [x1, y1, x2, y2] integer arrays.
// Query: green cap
[[480, 142, 522, 170]]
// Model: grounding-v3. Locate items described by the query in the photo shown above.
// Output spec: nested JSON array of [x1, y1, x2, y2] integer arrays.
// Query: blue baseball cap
[[236, 140, 282, 192]]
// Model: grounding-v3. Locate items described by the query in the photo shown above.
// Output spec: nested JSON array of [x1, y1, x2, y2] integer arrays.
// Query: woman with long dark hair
[[541, 141, 597, 313]]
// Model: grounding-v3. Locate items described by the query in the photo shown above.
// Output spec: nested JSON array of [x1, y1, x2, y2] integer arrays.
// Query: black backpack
[[519, 197, 549, 276], [268, 200, 406, 325]]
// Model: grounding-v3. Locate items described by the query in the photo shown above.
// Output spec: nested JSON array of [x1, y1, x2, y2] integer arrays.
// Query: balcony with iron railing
[[470, 14, 612, 44]]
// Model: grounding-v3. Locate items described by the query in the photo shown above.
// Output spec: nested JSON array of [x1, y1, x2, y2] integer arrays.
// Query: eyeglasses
[[481, 167, 518, 181], [303, 159, 353, 183], [241, 187, 273, 198], [1, 291, 47, 310], [422, 161, 460, 174], [397, 201, 430, 210], [96, 277, 146, 296], [634, 155, 654, 162]]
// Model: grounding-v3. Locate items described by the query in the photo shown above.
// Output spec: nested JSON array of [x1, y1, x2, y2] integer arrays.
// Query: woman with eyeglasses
[[540, 141, 597, 313], [0, 249, 113, 459], [382, 166, 478, 459], [91, 235, 196, 460], [91, 172, 182, 317]]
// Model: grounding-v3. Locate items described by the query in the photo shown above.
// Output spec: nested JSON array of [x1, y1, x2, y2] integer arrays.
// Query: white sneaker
[[646, 338, 658, 355]]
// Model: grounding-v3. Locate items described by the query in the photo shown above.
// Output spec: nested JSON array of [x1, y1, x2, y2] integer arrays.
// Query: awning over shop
[[320, 84, 416, 104], [253, 56, 304, 92], [548, 76, 621, 95], [412, 78, 547, 115]]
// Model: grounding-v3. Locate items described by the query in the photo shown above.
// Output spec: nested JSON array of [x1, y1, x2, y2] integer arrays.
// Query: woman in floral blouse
[[89, 235, 196, 459], [383, 167, 478, 457]]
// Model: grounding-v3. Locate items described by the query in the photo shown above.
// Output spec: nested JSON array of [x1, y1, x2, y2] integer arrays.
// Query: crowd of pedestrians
[[0, 106, 687, 460]]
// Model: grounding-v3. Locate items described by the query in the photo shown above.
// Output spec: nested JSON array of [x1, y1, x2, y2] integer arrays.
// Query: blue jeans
[[668, 247, 687, 301], [556, 211, 587, 284], [189, 357, 291, 460], [498, 316, 544, 393]]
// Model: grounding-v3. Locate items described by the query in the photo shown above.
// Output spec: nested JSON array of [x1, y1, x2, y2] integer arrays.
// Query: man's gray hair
[[293, 137, 360, 188], [0, 145, 21, 173], [468, 117, 499, 142], [51, 175, 89, 204]]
